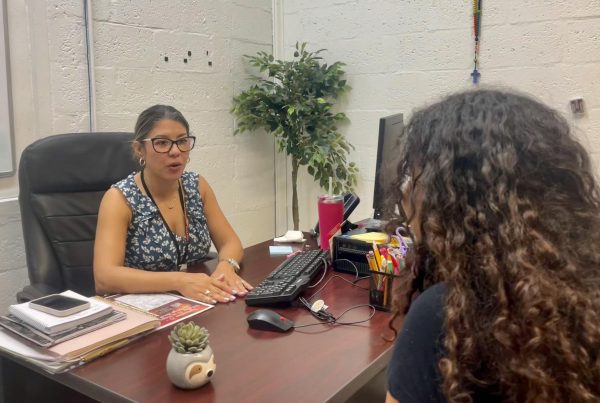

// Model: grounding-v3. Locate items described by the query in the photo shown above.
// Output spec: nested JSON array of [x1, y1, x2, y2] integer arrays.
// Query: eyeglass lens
[[150, 137, 195, 153]]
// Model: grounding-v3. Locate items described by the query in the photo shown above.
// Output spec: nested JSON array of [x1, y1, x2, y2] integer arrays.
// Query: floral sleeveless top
[[113, 171, 211, 271]]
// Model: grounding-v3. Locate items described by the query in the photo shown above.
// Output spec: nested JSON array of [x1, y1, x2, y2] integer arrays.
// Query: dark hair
[[389, 89, 600, 402], [133, 104, 189, 141]]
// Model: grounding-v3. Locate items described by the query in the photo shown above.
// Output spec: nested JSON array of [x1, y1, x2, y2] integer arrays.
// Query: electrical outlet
[[569, 97, 585, 115]]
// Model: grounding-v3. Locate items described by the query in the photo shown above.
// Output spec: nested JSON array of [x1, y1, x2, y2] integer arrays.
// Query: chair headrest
[[20, 132, 139, 194]]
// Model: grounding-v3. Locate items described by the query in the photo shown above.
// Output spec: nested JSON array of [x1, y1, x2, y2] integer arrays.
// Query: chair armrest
[[204, 251, 218, 261], [16, 283, 62, 303]]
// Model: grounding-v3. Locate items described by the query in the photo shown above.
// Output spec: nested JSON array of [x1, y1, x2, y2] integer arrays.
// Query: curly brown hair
[[389, 89, 600, 402]]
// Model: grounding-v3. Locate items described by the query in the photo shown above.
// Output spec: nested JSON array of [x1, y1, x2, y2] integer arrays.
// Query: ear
[[132, 140, 144, 158]]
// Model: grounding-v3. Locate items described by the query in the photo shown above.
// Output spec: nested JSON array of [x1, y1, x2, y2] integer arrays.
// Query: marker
[[388, 251, 400, 274], [379, 246, 389, 264]]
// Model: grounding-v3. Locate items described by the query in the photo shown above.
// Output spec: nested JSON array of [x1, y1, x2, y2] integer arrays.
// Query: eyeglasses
[[140, 136, 196, 153]]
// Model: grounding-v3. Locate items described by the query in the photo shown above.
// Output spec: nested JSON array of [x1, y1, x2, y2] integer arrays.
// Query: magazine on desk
[[100, 293, 213, 330]]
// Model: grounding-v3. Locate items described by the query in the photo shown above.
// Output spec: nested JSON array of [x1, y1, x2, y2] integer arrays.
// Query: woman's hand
[[211, 262, 253, 297], [177, 272, 236, 304]]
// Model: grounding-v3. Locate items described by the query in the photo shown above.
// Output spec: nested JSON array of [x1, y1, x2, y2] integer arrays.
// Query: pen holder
[[369, 271, 398, 311]]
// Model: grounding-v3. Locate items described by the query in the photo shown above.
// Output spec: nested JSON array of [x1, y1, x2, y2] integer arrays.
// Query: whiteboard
[[0, 0, 14, 177]]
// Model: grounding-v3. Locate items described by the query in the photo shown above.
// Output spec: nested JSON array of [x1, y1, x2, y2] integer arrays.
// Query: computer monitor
[[372, 113, 403, 219]]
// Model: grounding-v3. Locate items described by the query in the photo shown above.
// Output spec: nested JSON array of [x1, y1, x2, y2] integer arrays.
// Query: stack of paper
[[0, 301, 160, 373], [0, 310, 126, 347], [0, 292, 162, 373], [0, 292, 215, 374], [47, 304, 160, 361], [8, 290, 114, 334]]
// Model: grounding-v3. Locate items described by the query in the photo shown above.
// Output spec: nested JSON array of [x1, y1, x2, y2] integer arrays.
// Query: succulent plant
[[168, 322, 209, 354]]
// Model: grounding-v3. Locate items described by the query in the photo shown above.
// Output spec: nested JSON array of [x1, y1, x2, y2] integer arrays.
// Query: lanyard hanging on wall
[[140, 170, 189, 269], [471, 0, 482, 85]]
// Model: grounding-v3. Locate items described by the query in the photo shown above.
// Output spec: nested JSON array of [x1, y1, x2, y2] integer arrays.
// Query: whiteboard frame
[[0, 0, 15, 177]]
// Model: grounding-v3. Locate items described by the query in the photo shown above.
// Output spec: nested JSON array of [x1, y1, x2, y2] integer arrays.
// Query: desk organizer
[[369, 271, 398, 311]]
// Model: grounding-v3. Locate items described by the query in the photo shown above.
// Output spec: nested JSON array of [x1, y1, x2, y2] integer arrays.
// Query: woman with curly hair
[[386, 89, 600, 403]]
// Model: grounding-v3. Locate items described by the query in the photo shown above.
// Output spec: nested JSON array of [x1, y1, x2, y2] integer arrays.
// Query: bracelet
[[220, 257, 240, 273]]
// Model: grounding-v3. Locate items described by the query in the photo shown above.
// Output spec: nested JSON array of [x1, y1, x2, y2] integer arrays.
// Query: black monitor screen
[[373, 113, 403, 219]]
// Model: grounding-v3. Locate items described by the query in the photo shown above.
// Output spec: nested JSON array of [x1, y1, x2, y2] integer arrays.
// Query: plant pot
[[166, 345, 216, 389]]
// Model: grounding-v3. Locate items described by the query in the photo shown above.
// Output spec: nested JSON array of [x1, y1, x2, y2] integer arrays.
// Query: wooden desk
[[1, 239, 395, 403]]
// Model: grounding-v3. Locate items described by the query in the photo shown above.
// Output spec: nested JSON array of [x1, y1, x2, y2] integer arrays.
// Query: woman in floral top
[[94, 105, 252, 304]]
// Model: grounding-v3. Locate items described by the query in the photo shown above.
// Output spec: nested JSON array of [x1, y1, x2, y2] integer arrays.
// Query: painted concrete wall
[[281, 0, 600, 230], [1, 0, 599, 313], [0, 0, 274, 311]]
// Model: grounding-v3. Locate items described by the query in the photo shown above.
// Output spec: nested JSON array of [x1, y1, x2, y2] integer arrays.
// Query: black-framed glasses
[[140, 136, 196, 153]]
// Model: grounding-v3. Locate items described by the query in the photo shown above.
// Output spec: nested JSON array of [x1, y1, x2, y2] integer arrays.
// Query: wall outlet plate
[[570, 97, 585, 115]]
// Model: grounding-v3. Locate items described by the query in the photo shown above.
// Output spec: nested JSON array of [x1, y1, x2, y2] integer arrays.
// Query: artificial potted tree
[[166, 322, 216, 389], [232, 42, 358, 230]]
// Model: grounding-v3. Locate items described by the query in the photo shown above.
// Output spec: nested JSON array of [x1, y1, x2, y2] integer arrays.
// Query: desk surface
[[10, 238, 396, 402]]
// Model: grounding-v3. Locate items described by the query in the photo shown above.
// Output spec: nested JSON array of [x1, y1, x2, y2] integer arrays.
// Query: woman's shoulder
[[110, 172, 147, 211], [112, 171, 138, 192], [181, 171, 200, 189], [399, 282, 447, 342], [410, 282, 448, 314], [181, 171, 210, 198]]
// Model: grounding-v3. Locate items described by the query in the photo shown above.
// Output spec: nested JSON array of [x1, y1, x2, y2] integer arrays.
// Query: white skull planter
[[166, 344, 216, 389]]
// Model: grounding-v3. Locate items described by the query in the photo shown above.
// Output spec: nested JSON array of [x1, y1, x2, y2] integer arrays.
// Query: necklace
[[140, 170, 189, 268], [165, 196, 178, 210]]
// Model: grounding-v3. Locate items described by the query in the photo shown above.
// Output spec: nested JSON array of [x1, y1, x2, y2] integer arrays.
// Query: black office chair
[[17, 132, 140, 302]]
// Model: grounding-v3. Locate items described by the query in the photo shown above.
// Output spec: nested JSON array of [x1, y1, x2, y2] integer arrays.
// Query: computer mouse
[[246, 309, 294, 333]]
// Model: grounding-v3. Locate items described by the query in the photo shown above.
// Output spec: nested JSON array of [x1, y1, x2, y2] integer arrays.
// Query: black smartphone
[[29, 294, 90, 317], [313, 192, 360, 235]]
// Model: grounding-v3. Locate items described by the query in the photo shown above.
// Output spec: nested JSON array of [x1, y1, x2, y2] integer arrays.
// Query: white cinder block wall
[[1, 1, 599, 312], [0, 0, 274, 312], [280, 0, 600, 230]]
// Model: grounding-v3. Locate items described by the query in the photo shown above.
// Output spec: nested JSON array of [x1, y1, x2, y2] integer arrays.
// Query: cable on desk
[[308, 274, 370, 302], [334, 304, 376, 325], [307, 257, 329, 289], [332, 258, 370, 288], [294, 296, 375, 328], [293, 271, 376, 329]]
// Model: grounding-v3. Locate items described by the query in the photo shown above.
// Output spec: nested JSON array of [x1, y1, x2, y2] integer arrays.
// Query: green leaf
[[231, 42, 359, 206]]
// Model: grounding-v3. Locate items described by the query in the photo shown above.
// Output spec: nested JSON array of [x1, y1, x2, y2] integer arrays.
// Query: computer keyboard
[[245, 249, 329, 306]]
